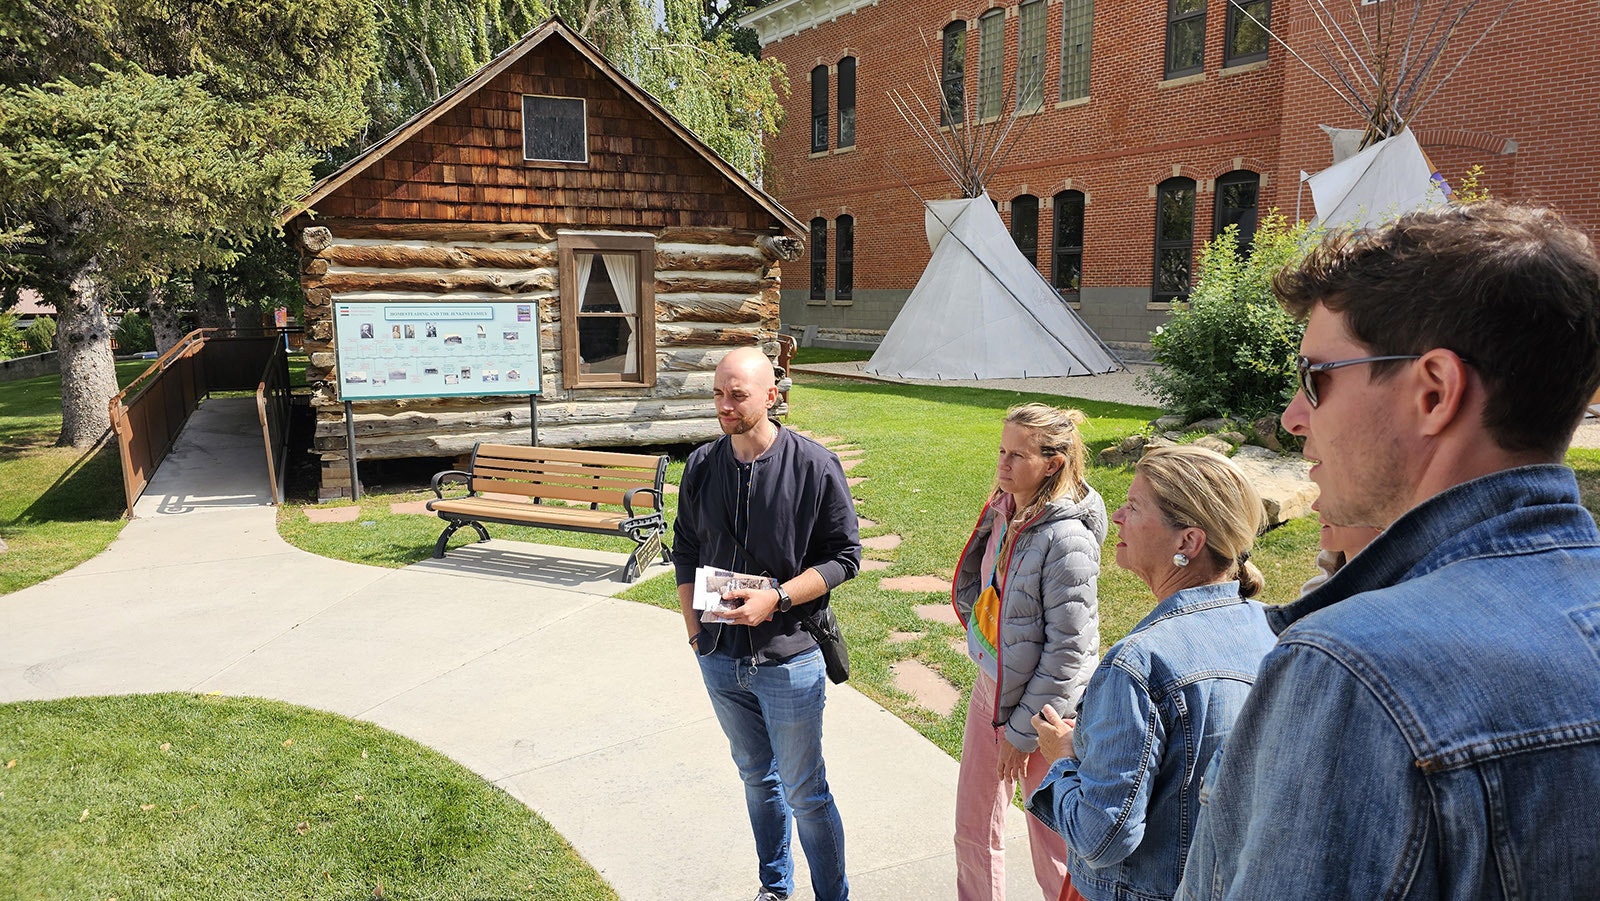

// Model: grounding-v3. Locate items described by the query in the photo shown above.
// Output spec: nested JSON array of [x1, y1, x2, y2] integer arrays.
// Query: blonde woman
[[1027, 445, 1277, 901], [951, 403, 1105, 901]]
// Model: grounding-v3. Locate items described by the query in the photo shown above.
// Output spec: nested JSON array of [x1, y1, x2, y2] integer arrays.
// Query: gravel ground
[[791, 360, 1600, 450]]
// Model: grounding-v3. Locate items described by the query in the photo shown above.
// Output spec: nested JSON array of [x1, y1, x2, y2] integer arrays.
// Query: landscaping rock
[[1099, 433, 1148, 467], [1188, 417, 1232, 432], [1251, 415, 1284, 452], [1218, 431, 1247, 446], [1153, 414, 1186, 430], [1230, 445, 1319, 527], [1194, 435, 1233, 455]]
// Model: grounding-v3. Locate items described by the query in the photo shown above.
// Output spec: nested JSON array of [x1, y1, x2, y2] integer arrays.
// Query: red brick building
[[742, 0, 1600, 347]]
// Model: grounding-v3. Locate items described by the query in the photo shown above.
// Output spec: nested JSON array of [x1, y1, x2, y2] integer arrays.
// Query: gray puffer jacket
[[952, 485, 1106, 753]]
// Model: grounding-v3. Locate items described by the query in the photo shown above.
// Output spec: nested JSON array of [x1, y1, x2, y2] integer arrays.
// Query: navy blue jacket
[[674, 423, 861, 663]]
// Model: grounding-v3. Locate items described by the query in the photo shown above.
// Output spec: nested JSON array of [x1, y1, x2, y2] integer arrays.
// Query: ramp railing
[[109, 328, 293, 516]]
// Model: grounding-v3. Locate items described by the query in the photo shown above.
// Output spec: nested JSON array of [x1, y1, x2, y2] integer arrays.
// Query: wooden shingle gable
[[280, 17, 803, 237]]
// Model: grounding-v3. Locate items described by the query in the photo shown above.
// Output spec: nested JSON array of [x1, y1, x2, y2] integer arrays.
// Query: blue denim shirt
[[1028, 581, 1278, 901], [1179, 465, 1600, 900]]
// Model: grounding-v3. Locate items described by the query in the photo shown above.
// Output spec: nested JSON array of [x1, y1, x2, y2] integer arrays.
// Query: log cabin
[[280, 17, 804, 499]]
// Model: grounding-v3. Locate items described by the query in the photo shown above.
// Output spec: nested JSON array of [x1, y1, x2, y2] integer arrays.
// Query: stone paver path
[[892, 660, 962, 716], [857, 517, 878, 530], [390, 500, 432, 515], [862, 534, 902, 551], [860, 559, 892, 571], [914, 603, 961, 627]]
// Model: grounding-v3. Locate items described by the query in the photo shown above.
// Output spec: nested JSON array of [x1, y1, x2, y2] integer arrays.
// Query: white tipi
[[865, 194, 1120, 380]]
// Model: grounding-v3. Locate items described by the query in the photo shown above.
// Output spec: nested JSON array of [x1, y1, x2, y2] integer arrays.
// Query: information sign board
[[332, 301, 542, 401]]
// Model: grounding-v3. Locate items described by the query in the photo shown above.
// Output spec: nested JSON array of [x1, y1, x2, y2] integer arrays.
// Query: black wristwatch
[[775, 584, 793, 613]]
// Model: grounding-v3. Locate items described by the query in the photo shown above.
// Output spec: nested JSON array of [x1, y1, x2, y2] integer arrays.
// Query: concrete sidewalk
[[0, 396, 1043, 900]]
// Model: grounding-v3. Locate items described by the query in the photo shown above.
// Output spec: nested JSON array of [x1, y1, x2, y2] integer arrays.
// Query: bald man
[[674, 345, 861, 901]]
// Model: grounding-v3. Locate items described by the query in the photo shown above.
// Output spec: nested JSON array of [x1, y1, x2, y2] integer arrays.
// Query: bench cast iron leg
[[433, 519, 491, 559], [622, 530, 663, 583]]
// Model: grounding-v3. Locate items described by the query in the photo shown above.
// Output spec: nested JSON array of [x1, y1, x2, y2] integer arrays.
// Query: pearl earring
[[1173, 553, 1190, 567]]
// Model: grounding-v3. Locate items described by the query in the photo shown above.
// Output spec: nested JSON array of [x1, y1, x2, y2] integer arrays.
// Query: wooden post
[[343, 400, 361, 501]]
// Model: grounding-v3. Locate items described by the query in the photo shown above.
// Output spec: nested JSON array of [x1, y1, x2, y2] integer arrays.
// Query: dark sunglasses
[[1294, 354, 1422, 408]]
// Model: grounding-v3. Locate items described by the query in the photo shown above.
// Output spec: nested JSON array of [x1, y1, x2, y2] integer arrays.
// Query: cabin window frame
[[558, 232, 657, 388], [1225, 0, 1270, 66], [1165, 0, 1206, 79], [522, 94, 589, 166]]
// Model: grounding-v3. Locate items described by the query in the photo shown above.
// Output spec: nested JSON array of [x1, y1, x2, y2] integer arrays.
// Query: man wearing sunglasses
[[1180, 202, 1600, 899]]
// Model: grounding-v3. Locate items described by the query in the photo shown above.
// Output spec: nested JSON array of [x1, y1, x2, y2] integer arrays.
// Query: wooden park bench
[[427, 443, 671, 581]]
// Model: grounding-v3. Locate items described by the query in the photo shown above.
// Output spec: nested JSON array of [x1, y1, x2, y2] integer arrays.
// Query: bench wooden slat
[[469, 462, 649, 495], [465, 477, 630, 507], [430, 497, 629, 528], [474, 443, 664, 470], [469, 455, 660, 482]]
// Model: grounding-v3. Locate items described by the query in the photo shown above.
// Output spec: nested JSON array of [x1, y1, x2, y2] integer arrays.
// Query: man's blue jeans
[[699, 646, 849, 901]]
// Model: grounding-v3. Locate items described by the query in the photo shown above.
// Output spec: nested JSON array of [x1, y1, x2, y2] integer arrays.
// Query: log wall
[[298, 221, 787, 498]]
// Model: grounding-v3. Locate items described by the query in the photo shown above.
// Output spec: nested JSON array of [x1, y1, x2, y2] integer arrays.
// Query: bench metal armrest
[[623, 486, 663, 517], [430, 470, 472, 500], [619, 511, 665, 541]]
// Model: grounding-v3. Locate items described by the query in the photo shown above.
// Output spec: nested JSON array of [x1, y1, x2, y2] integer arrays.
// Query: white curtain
[[573, 253, 595, 309], [601, 252, 639, 375]]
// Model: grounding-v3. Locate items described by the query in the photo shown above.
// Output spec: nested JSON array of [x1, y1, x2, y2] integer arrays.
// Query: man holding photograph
[[674, 346, 861, 901]]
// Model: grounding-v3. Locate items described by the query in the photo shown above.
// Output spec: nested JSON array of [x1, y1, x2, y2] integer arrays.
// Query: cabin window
[[1017, 0, 1046, 112], [838, 56, 857, 149], [1053, 190, 1085, 297], [1213, 170, 1261, 252], [559, 233, 656, 387], [1011, 194, 1039, 266], [810, 218, 828, 301], [522, 95, 587, 163], [1165, 0, 1205, 79], [977, 8, 1004, 120], [1153, 177, 1196, 304], [1060, 0, 1094, 101], [812, 65, 829, 153], [835, 214, 854, 301], [1226, 0, 1270, 66], [941, 21, 967, 125]]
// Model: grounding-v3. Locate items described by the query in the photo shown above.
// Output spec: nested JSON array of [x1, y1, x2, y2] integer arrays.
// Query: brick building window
[[836, 214, 854, 301], [1059, 0, 1094, 102], [977, 8, 1004, 120], [1011, 194, 1040, 266], [810, 217, 828, 300], [838, 56, 857, 148], [1017, 0, 1046, 112], [941, 21, 966, 125], [523, 95, 587, 163], [1225, 0, 1270, 66], [1214, 170, 1261, 251], [1165, 0, 1205, 79], [1052, 190, 1085, 296], [811, 65, 829, 153], [559, 232, 656, 387], [1153, 177, 1196, 303]]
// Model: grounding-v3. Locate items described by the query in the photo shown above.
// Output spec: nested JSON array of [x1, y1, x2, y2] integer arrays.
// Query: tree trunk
[[147, 281, 185, 353], [55, 257, 120, 448], [193, 270, 230, 328]]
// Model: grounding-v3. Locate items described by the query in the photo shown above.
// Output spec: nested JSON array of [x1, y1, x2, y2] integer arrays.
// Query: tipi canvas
[[1309, 128, 1442, 231], [865, 194, 1120, 380]]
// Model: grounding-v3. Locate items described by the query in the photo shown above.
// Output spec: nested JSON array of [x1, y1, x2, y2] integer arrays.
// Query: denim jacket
[[1028, 581, 1277, 901], [1179, 465, 1600, 900]]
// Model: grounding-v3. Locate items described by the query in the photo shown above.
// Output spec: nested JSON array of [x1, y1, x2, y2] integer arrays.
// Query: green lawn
[[0, 361, 150, 595], [0, 693, 616, 900]]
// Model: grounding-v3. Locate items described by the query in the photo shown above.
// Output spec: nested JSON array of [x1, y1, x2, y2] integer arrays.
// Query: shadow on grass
[[10, 439, 125, 525]]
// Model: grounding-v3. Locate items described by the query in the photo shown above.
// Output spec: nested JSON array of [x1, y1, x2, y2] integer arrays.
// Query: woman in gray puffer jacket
[[951, 403, 1106, 901]]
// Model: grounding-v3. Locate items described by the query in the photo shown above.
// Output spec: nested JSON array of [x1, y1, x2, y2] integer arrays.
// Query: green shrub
[[22, 315, 54, 354], [113, 311, 155, 353], [0, 311, 27, 359], [1138, 211, 1317, 421]]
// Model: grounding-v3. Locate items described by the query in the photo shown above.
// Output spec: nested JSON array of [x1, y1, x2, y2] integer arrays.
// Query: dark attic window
[[523, 95, 587, 163]]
